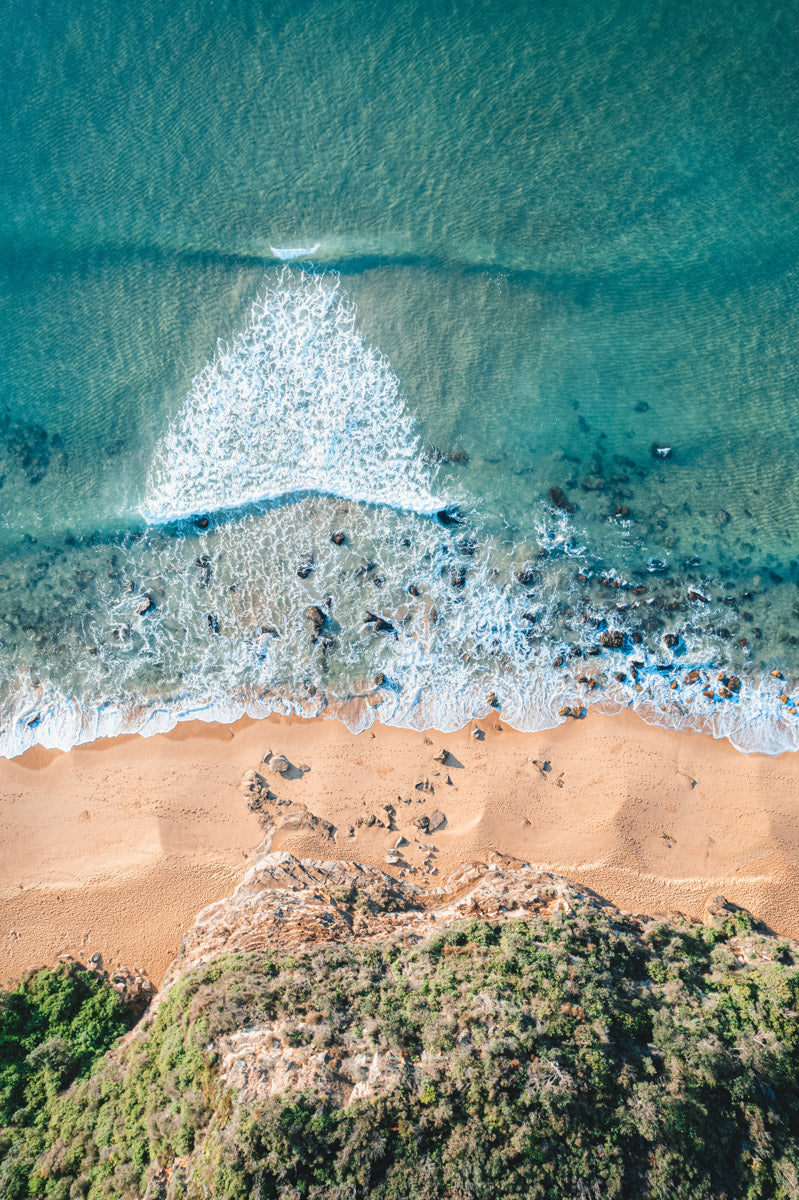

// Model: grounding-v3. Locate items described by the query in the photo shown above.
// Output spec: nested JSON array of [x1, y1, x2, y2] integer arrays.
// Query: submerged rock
[[548, 486, 574, 513], [436, 508, 464, 528]]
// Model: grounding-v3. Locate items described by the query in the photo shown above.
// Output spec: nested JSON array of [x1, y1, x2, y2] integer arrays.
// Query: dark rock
[[196, 516, 210, 529], [436, 508, 464, 528], [297, 557, 314, 579], [647, 558, 668, 573], [134, 594, 154, 615], [614, 505, 630, 518], [687, 590, 710, 603], [663, 633, 680, 649], [600, 630, 625, 649], [373, 617, 396, 635], [614, 672, 627, 682], [330, 531, 346, 546], [408, 584, 420, 597], [581, 474, 604, 491], [516, 568, 540, 587], [451, 570, 466, 588], [207, 614, 220, 635], [305, 606, 326, 633], [548, 486, 574, 514]]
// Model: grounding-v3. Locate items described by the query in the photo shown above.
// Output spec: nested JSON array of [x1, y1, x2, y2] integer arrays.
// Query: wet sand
[[2, 710, 798, 983]]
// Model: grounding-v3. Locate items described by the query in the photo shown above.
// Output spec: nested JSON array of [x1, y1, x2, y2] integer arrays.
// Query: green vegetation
[[0, 961, 131, 1130], [2, 907, 799, 1198]]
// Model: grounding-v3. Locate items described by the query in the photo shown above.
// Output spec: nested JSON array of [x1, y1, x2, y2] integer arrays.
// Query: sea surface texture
[[1, 0, 798, 756]]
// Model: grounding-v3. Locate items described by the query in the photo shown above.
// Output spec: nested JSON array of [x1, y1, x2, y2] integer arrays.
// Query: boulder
[[600, 630, 624, 649], [269, 755, 291, 775], [427, 810, 447, 834], [305, 606, 326, 633], [548, 486, 574, 513]]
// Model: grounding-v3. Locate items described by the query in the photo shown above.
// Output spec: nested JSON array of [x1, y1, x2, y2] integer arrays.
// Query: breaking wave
[[143, 270, 443, 523]]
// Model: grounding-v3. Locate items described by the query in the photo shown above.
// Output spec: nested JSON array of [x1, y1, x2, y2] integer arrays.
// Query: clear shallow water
[[1, 0, 798, 756]]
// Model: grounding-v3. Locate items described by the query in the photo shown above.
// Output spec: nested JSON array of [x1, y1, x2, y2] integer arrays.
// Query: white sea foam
[[269, 244, 321, 260], [142, 270, 443, 523], [3, 272, 799, 761]]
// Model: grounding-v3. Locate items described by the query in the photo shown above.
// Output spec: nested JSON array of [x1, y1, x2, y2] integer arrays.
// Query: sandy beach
[[2, 710, 798, 983]]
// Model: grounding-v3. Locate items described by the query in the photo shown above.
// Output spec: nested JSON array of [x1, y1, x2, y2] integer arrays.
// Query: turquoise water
[[1, 0, 798, 755]]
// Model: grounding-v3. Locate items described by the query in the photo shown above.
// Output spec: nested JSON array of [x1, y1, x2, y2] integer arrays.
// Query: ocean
[[1, 0, 798, 757]]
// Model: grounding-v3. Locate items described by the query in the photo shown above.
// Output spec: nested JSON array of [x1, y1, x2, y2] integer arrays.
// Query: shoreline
[[2, 707, 799, 984]]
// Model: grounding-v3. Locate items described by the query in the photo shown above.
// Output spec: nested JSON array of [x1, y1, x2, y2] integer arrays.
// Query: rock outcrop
[[162, 851, 595, 988]]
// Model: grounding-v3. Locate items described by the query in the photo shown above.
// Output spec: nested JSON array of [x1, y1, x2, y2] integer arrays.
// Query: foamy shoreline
[[2, 707, 799, 985]]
